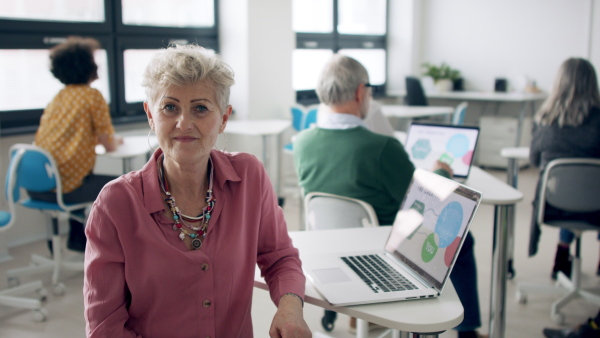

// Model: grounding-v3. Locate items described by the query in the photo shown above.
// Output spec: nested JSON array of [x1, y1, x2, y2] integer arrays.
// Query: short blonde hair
[[142, 44, 235, 111]]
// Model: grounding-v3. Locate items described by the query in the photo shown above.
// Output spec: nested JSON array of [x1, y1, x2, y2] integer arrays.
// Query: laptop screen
[[385, 169, 481, 291], [405, 123, 480, 179]]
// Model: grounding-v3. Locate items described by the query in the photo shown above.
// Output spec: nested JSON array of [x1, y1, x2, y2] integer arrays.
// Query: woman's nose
[[176, 112, 193, 130]]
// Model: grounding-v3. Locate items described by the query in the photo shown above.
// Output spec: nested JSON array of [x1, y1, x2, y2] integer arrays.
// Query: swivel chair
[[0, 153, 48, 321], [405, 76, 429, 106], [304, 192, 391, 335], [5, 144, 90, 296], [516, 158, 600, 324]]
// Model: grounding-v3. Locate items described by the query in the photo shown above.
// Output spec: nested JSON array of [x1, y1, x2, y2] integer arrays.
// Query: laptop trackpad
[[312, 268, 353, 284]]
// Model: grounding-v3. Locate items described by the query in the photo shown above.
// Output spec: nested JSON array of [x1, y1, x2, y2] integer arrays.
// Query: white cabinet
[[475, 116, 532, 168]]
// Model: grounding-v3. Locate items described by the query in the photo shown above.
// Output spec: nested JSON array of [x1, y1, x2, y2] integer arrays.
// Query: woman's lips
[[174, 136, 197, 142]]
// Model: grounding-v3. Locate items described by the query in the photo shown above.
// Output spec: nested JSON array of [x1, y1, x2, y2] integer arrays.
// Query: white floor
[[1, 164, 600, 337]]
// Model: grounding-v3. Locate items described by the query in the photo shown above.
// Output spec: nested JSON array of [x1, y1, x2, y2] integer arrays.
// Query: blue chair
[[0, 152, 48, 321], [303, 105, 319, 130], [452, 101, 468, 125], [5, 144, 89, 296], [290, 105, 305, 131], [284, 104, 320, 153]]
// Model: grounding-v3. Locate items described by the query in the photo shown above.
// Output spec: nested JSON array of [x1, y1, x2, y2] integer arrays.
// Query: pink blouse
[[84, 149, 305, 338]]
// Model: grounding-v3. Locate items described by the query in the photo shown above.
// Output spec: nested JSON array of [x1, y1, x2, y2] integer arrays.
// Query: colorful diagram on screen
[[420, 201, 464, 266], [409, 133, 474, 173]]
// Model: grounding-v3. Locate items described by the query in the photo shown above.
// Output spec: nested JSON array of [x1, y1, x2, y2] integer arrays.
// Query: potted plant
[[422, 62, 461, 92]]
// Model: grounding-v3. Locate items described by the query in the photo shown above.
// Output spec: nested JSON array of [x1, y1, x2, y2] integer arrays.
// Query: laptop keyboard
[[341, 255, 417, 293]]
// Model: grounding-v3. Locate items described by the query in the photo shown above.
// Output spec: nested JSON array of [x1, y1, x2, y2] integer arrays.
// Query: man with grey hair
[[294, 54, 415, 226], [293, 55, 485, 338]]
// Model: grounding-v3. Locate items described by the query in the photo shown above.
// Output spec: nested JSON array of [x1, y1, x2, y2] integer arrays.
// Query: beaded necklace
[[158, 155, 216, 250]]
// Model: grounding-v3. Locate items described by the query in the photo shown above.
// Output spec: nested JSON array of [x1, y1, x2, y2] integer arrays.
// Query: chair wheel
[[516, 292, 527, 304], [7, 276, 20, 287], [37, 288, 48, 302], [32, 308, 47, 322], [321, 310, 337, 332], [552, 312, 565, 325], [507, 260, 516, 279], [52, 283, 66, 296], [321, 316, 334, 332]]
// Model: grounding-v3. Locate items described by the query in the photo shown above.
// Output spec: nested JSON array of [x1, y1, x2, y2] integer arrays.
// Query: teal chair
[[0, 149, 48, 321], [452, 101, 468, 125], [284, 104, 320, 153], [5, 144, 89, 296]]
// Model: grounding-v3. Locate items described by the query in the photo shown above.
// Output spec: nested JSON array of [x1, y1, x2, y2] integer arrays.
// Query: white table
[[254, 227, 464, 337], [465, 167, 524, 338], [224, 119, 291, 204], [427, 91, 546, 146], [381, 105, 454, 130], [95, 135, 158, 173]]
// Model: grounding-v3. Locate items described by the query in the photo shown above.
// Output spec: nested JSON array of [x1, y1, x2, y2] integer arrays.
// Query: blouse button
[[201, 263, 209, 271], [203, 300, 211, 308]]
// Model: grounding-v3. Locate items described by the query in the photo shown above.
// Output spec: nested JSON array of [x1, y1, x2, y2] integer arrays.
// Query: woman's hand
[[269, 294, 312, 338]]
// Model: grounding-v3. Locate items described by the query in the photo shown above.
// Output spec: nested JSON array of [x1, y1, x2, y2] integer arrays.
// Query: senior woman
[[83, 44, 311, 338]]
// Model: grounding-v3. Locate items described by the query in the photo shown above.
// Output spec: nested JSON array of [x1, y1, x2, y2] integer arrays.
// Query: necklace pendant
[[179, 232, 185, 240], [191, 238, 202, 250]]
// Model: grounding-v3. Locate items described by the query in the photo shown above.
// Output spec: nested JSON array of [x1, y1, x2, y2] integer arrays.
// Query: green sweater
[[294, 127, 415, 225]]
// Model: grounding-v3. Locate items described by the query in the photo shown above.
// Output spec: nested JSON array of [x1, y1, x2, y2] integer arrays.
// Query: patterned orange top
[[35, 85, 115, 193]]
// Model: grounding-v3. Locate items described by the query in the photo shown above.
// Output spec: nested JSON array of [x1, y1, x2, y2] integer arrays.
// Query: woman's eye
[[194, 105, 209, 113], [161, 104, 179, 115]]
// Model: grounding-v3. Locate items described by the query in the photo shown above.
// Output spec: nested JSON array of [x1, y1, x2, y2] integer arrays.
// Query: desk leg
[[123, 158, 133, 174], [506, 157, 519, 279], [489, 205, 510, 338], [515, 102, 526, 146], [276, 132, 284, 206], [356, 319, 368, 338], [261, 135, 268, 167]]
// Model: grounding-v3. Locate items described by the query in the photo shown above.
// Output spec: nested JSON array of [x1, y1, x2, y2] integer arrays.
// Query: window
[[293, 0, 388, 103], [0, 0, 218, 135]]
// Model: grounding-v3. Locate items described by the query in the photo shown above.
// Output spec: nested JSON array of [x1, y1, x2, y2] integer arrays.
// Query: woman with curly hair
[[28, 36, 122, 253]]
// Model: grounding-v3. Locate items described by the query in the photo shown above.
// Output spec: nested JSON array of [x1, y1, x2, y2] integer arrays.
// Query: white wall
[[417, 0, 597, 93]]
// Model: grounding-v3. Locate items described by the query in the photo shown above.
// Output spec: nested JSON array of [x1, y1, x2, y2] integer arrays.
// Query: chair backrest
[[304, 192, 379, 231], [303, 104, 319, 130], [538, 158, 600, 226], [6, 144, 66, 209], [290, 105, 305, 131], [405, 76, 428, 106], [452, 101, 468, 125]]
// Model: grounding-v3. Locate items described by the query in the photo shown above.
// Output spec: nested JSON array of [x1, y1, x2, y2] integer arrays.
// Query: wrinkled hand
[[269, 294, 311, 338], [432, 160, 453, 177]]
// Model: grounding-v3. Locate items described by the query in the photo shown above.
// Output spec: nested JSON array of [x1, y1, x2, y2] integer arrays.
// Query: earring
[[148, 129, 158, 151]]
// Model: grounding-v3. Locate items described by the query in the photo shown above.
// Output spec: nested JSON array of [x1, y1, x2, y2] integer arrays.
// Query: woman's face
[[144, 80, 231, 167]]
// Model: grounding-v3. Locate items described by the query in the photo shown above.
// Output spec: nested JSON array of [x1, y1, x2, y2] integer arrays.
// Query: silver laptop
[[405, 122, 480, 182], [302, 169, 482, 306]]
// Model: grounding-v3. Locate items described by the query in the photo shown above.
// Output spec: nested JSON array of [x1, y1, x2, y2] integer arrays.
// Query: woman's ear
[[144, 102, 154, 130], [219, 105, 233, 134]]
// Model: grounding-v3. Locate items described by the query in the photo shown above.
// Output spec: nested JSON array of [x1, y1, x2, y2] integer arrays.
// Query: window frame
[[115, 35, 219, 119], [0, 0, 219, 135], [294, 0, 388, 104], [0, 33, 116, 134]]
